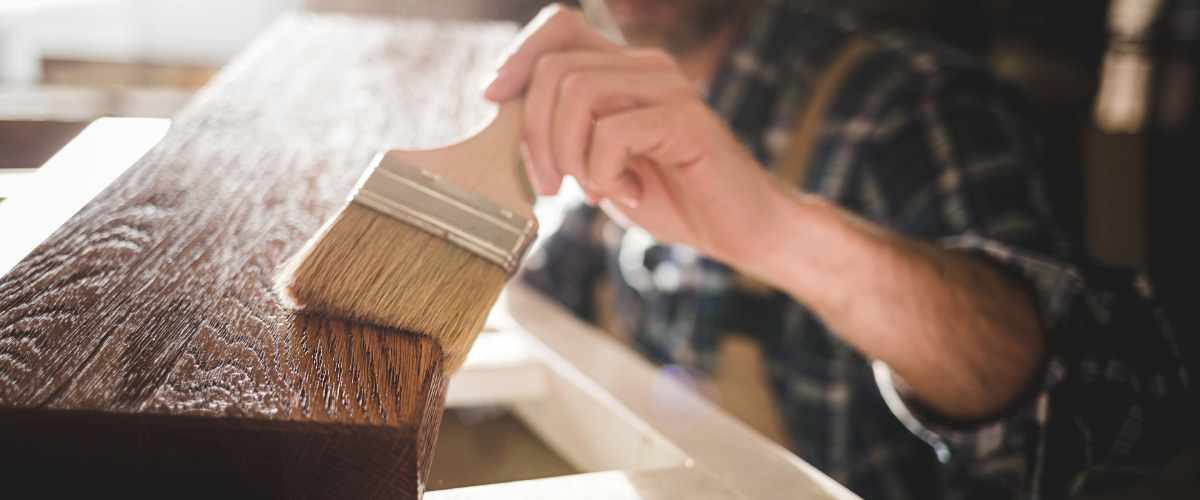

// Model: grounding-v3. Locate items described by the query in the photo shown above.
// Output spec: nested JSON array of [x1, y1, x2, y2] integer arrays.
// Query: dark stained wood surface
[[0, 14, 515, 498]]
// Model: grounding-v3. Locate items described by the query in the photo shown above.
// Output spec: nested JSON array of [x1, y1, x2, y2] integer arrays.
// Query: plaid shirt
[[522, 1, 1193, 498]]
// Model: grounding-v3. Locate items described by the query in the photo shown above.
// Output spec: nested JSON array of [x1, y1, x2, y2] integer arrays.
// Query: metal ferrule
[[349, 152, 537, 276]]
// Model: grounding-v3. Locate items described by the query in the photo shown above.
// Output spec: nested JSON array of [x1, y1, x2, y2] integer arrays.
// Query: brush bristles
[[275, 202, 508, 372]]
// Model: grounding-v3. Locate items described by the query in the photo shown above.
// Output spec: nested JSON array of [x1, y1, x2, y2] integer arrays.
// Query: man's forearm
[[744, 190, 1045, 420]]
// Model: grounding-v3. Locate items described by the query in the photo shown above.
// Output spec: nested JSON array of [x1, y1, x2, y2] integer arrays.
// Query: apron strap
[[771, 36, 878, 189], [737, 37, 879, 300]]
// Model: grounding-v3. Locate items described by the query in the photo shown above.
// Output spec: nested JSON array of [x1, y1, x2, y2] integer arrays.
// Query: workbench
[[0, 14, 860, 499]]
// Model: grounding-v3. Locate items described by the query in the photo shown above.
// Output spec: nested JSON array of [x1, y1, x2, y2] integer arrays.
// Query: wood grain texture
[[0, 14, 514, 498]]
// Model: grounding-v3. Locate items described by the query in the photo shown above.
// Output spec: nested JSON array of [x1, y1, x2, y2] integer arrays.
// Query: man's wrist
[[733, 186, 846, 303]]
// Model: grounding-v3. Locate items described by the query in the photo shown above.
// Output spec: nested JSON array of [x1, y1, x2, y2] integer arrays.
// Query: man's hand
[[483, 5, 787, 267], [489, 5, 1045, 422]]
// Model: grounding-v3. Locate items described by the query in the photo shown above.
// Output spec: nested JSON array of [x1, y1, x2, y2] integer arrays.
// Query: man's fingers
[[524, 50, 678, 195], [519, 142, 559, 195], [598, 157, 688, 244], [548, 67, 691, 193], [587, 104, 686, 206], [482, 4, 616, 102]]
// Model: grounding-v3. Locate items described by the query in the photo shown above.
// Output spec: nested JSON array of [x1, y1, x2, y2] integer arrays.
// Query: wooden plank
[[445, 330, 546, 408], [0, 14, 514, 498], [426, 467, 748, 500], [509, 332, 691, 473], [495, 284, 862, 499]]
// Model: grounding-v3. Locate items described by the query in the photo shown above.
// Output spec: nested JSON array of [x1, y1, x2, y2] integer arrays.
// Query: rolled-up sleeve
[[858, 55, 1193, 497], [874, 236, 1191, 497]]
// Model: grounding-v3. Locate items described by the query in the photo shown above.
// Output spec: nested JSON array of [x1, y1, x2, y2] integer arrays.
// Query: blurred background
[[1, 0, 1197, 493]]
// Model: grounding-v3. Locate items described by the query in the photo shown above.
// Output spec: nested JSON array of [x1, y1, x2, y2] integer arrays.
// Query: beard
[[603, 0, 746, 56]]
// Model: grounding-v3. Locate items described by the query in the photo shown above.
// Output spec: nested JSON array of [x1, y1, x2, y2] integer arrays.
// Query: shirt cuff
[[875, 234, 1192, 496], [942, 234, 1084, 331], [871, 235, 1078, 477], [874, 359, 1046, 468]]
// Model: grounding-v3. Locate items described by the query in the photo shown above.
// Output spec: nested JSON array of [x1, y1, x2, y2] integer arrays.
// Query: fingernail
[[615, 194, 640, 209], [614, 174, 643, 208], [526, 160, 552, 195], [521, 144, 556, 195], [522, 162, 543, 194], [535, 168, 558, 196], [581, 185, 601, 206]]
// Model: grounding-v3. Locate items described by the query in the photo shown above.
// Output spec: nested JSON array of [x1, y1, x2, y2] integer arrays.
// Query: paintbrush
[[274, 99, 537, 372]]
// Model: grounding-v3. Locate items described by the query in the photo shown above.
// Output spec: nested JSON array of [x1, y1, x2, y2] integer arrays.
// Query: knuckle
[[533, 53, 568, 79], [523, 128, 544, 151], [645, 108, 671, 131], [559, 71, 593, 97], [592, 118, 618, 145]]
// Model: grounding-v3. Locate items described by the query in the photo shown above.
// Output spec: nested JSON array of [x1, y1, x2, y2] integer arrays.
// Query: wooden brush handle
[[515, 144, 537, 207], [386, 99, 535, 220]]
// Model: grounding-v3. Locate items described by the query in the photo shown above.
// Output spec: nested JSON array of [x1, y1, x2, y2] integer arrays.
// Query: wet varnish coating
[[0, 15, 513, 498]]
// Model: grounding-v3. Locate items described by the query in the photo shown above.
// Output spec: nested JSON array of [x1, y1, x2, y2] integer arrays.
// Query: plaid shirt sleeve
[[857, 42, 1194, 498]]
